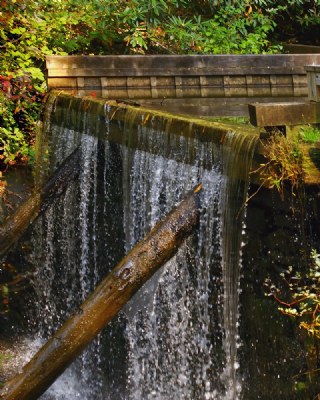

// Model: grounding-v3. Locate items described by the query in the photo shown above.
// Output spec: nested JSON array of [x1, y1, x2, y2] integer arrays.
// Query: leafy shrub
[[0, 75, 43, 170], [0, 0, 56, 170], [266, 249, 320, 340], [165, 4, 282, 54], [254, 133, 305, 199]]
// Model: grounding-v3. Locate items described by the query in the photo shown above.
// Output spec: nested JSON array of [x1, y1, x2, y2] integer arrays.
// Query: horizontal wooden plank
[[305, 65, 320, 72], [47, 67, 311, 78], [52, 88, 307, 100], [46, 54, 320, 68], [46, 54, 320, 77]]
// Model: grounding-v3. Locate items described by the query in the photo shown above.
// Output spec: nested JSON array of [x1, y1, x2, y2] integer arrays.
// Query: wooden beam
[[46, 55, 320, 77], [0, 184, 202, 400], [0, 148, 80, 258]]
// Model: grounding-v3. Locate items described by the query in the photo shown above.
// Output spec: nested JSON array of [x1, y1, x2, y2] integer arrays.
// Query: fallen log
[[0, 183, 202, 400], [0, 148, 81, 258]]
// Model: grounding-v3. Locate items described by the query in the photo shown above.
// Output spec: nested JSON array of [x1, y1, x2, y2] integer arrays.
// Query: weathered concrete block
[[248, 101, 320, 126], [174, 76, 201, 98], [292, 74, 308, 97], [305, 65, 320, 102], [246, 75, 271, 97], [200, 76, 224, 97], [224, 75, 247, 97], [150, 77, 175, 98], [102, 87, 128, 98], [47, 77, 77, 89], [270, 75, 294, 97], [101, 77, 127, 87]]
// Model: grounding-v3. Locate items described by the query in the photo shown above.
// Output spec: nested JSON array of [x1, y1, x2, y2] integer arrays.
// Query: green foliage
[[299, 125, 320, 144], [0, 1, 55, 83], [266, 249, 320, 339], [264, 248, 320, 395], [254, 0, 320, 44], [0, 0, 319, 174], [255, 133, 305, 199], [0, 0, 59, 172], [166, 4, 282, 54], [0, 75, 42, 170]]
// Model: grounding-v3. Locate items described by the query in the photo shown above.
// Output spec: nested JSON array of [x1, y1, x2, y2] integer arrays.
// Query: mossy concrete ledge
[[48, 91, 320, 186]]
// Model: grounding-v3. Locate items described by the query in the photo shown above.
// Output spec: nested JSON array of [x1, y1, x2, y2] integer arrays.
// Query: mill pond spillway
[[0, 85, 320, 399]]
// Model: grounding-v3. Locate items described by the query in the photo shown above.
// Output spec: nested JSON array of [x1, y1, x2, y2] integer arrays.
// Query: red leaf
[[2, 80, 10, 92]]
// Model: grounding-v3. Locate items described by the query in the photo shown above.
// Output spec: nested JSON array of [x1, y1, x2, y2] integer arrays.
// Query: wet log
[[0, 183, 202, 400], [0, 148, 81, 258]]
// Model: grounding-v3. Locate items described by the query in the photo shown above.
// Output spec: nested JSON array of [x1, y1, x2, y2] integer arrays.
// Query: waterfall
[[121, 119, 257, 400], [23, 95, 257, 399]]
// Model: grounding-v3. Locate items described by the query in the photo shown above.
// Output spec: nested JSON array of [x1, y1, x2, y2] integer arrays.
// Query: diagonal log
[[0, 183, 202, 400], [0, 148, 81, 258]]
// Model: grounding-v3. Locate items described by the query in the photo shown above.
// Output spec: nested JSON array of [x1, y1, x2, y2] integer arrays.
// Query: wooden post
[[0, 184, 202, 400]]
